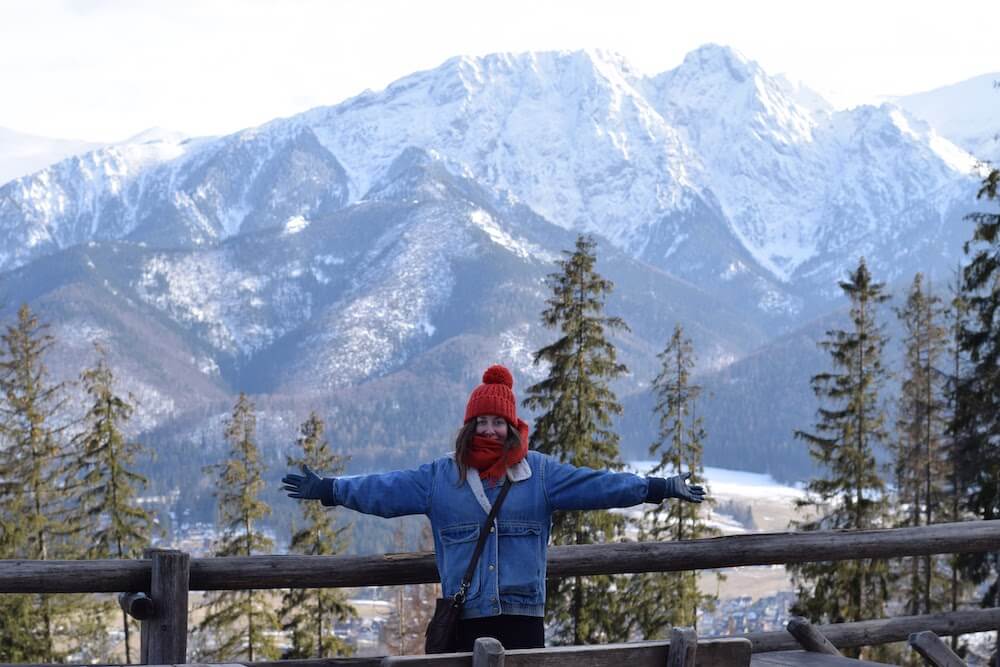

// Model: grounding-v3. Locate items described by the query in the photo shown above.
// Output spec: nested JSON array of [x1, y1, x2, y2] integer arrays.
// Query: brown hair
[[454, 419, 522, 484]]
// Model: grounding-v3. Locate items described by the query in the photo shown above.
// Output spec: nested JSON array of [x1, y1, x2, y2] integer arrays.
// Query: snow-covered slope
[[887, 72, 1000, 165], [0, 126, 103, 185], [5, 148, 768, 407], [0, 46, 982, 310], [645, 45, 978, 285]]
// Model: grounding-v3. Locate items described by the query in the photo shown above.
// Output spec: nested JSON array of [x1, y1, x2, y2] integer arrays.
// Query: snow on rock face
[[283, 215, 309, 234], [468, 208, 555, 261], [306, 49, 700, 250], [645, 45, 977, 283], [0, 134, 205, 269], [293, 204, 473, 387], [0, 46, 981, 303], [0, 124, 348, 271], [887, 72, 1000, 165], [135, 249, 312, 357]]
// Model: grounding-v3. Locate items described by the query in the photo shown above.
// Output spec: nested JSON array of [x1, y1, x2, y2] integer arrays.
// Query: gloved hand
[[281, 464, 326, 500], [664, 472, 705, 503]]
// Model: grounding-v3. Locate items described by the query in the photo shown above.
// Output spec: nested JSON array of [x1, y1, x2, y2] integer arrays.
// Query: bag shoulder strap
[[455, 479, 512, 602]]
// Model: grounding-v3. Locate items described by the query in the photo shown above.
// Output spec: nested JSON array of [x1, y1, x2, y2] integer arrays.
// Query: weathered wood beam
[[786, 616, 841, 655], [743, 607, 1000, 652], [174, 519, 1000, 591], [0, 558, 148, 593], [374, 638, 751, 667], [909, 631, 967, 667], [3, 520, 1000, 593]]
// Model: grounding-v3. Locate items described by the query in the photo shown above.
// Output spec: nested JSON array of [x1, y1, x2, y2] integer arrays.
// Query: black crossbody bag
[[425, 479, 512, 654]]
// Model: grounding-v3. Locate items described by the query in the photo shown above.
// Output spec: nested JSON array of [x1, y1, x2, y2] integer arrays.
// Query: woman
[[281, 364, 705, 651]]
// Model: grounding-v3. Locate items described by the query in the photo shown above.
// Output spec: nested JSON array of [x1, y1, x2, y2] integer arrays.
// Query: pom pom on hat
[[464, 364, 518, 425], [482, 365, 513, 388]]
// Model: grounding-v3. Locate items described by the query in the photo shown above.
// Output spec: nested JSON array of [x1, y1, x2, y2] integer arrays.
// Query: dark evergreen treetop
[[790, 258, 892, 638], [521, 234, 631, 645], [795, 257, 890, 526], [73, 346, 155, 561], [523, 234, 629, 469], [197, 393, 280, 662], [953, 169, 1000, 606]]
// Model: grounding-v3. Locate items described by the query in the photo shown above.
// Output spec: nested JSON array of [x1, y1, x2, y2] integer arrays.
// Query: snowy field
[[626, 461, 806, 500]]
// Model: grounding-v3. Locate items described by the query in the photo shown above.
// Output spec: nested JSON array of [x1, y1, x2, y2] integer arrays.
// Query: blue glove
[[281, 464, 327, 501], [646, 472, 706, 504]]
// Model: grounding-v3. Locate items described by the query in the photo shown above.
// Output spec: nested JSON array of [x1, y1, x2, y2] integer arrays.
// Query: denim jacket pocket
[[439, 522, 482, 600], [497, 520, 544, 598]]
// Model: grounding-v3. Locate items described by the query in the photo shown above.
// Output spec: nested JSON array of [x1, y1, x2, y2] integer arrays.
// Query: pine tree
[[789, 258, 892, 659], [892, 273, 949, 616], [522, 234, 631, 645], [71, 346, 156, 663], [197, 393, 280, 662], [0, 304, 70, 662], [952, 169, 1000, 614], [943, 268, 978, 654], [626, 324, 719, 638], [280, 412, 356, 658]]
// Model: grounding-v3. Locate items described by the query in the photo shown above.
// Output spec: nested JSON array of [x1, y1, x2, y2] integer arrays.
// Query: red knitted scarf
[[464, 419, 529, 482]]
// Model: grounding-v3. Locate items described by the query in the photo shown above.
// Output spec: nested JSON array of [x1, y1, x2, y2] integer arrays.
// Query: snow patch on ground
[[497, 324, 544, 381], [135, 250, 311, 356], [627, 461, 806, 500], [469, 208, 555, 261], [283, 215, 309, 235]]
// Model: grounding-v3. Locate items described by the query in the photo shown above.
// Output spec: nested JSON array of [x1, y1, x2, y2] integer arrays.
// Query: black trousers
[[455, 613, 545, 651]]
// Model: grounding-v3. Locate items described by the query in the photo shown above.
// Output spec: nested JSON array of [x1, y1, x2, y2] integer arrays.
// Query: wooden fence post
[[472, 637, 505, 667], [140, 548, 190, 665], [667, 627, 697, 667]]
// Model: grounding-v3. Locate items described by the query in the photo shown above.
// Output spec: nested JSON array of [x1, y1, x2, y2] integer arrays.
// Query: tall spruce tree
[[72, 346, 156, 663], [952, 169, 1000, 618], [943, 268, 978, 654], [280, 412, 356, 658], [626, 324, 718, 638], [522, 234, 631, 645], [197, 393, 280, 662], [893, 273, 949, 616], [0, 304, 70, 662], [789, 258, 892, 658]]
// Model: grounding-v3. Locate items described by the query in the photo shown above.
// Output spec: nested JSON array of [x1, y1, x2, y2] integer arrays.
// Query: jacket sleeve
[[541, 454, 650, 511], [323, 462, 435, 518]]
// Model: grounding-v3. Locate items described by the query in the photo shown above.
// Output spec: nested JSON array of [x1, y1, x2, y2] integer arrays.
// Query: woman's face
[[475, 414, 508, 442]]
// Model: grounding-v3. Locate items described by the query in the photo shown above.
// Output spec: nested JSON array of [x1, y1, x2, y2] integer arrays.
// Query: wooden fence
[[2, 520, 1000, 665]]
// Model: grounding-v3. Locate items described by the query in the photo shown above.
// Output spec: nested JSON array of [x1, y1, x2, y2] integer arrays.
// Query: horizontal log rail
[[741, 607, 1000, 652], [1, 520, 999, 593], [4, 609, 1000, 666]]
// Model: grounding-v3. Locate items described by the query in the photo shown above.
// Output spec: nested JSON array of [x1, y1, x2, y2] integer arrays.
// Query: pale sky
[[2, 0, 996, 143]]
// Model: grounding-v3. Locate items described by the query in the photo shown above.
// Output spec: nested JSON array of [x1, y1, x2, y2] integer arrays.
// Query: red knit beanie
[[464, 365, 518, 425]]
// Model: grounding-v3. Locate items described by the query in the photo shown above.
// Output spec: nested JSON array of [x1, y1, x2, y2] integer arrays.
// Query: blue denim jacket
[[322, 450, 652, 619]]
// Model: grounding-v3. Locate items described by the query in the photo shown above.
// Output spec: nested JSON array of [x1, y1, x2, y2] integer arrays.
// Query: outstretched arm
[[542, 456, 706, 511], [282, 463, 434, 518]]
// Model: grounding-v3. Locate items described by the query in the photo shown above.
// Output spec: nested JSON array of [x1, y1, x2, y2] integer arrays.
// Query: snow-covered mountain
[[0, 126, 103, 185], [0, 47, 979, 303], [4, 148, 767, 435], [888, 72, 1000, 165], [0, 45, 989, 487]]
